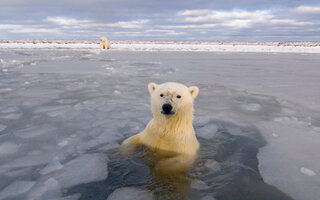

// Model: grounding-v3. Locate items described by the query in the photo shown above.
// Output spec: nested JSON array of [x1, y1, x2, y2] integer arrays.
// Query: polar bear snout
[[161, 103, 174, 115]]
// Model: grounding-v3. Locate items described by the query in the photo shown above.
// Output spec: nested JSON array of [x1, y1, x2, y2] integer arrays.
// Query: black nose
[[162, 103, 172, 114]]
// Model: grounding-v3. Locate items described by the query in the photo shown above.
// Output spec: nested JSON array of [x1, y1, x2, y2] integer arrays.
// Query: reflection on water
[[68, 121, 294, 200]]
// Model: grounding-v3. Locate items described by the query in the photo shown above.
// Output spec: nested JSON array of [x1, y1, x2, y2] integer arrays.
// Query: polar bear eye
[[160, 94, 164, 97], [177, 95, 181, 99]]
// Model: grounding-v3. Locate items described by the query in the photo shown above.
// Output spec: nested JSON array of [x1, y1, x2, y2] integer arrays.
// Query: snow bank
[[1, 40, 320, 53]]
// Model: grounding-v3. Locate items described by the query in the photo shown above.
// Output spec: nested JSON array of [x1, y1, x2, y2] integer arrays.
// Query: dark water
[[68, 121, 294, 200]]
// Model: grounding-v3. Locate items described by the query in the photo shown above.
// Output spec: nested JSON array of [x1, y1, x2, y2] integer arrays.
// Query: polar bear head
[[100, 37, 107, 42], [148, 82, 199, 118]]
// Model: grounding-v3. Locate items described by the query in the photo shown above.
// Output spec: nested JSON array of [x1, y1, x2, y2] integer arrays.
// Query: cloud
[[109, 19, 149, 29], [182, 10, 272, 23], [0, 24, 22, 29], [270, 19, 315, 26], [222, 19, 252, 28], [145, 29, 186, 36], [0, 23, 62, 35], [9, 27, 62, 34], [294, 6, 320, 13], [177, 9, 211, 16], [0, 1, 320, 40], [160, 24, 217, 29], [46, 17, 91, 26], [44, 17, 149, 30]]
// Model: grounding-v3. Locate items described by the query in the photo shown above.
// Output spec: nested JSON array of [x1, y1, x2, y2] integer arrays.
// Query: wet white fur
[[122, 82, 199, 172]]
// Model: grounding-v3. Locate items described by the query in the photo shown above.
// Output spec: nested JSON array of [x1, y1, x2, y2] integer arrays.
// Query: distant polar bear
[[122, 82, 200, 172], [100, 37, 110, 49]]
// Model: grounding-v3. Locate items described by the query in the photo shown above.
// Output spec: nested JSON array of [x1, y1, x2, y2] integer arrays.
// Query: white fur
[[100, 37, 110, 49], [122, 82, 200, 172]]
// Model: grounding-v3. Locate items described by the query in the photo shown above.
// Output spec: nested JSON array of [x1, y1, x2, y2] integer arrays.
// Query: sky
[[0, 0, 319, 41]]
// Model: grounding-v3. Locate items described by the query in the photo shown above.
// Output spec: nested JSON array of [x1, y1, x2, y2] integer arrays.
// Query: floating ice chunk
[[27, 178, 61, 200], [191, 180, 210, 190], [40, 160, 64, 175], [0, 106, 19, 114], [281, 108, 296, 115], [113, 90, 121, 95], [98, 142, 120, 151], [107, 187, 153, 200], [82, 100, 95, 105], [48, 110, 70, 117], [272, 133, 279, 137], [0, 142, 20, 155], [51, 193, 81, 200], [15, 126, 54, 139], [204, 159, 221, 171], [56, 99, 78, 104], [33, 105, 72, 117], [2, 152, 64, 168], [201, 195, 216, 200], [240, 103, 262, 111], [58, 140, 69, 147], [53, 153, 108, 188], [0, 112, 22, 120], [0, 181, 35, 200], [105, 67, 115, 73], [0, 124, 6, 132], [312, 126, 320, 132], [4, 168, 32, 177], [300, 167, 316, 176], [33, 105, 70, 114], [197, 123, 218, 139], [273, 117, 290, 123], [273, 116, 309, 127], [0, 88, 12, 94]]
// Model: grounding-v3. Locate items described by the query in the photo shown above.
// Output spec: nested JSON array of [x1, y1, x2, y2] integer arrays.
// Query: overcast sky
[[0, 0, 319, 41]]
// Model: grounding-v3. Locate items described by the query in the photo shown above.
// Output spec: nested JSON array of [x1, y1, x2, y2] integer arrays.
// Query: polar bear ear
[[188, 86, 199, 99], [148, 83, 158, 95]]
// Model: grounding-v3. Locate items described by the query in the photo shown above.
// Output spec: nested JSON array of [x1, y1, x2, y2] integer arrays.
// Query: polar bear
[[100, 37, 110, 49], [122, 82, 200, 172]]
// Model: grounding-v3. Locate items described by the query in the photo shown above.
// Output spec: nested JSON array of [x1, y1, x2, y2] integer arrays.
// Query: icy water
[[0, 50, 320, 200]]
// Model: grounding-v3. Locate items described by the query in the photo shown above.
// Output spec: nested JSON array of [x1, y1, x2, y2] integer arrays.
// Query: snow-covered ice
[[0, 47, 319, 200], [1, 40, 320, 53]]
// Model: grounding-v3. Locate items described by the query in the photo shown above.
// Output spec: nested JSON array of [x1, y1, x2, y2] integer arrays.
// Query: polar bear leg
[[121, 133, 142, 155]]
